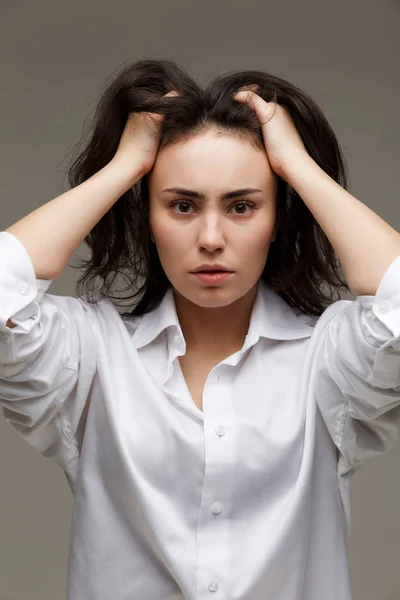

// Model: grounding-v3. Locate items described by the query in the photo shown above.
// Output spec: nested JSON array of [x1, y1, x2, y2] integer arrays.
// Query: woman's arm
[[4, 158, 144, 328], [233, 88, 400, 296], [284, 153, 400, 297], [5, 159, 144, 282]]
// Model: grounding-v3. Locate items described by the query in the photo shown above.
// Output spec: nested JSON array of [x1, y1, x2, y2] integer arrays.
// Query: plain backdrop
[[0, 0, 399, 598]]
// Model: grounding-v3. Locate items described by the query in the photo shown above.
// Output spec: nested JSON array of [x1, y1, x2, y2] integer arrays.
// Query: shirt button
[[208, 579, 219, 592], [384, 345, 394, 354], [0, 330, 8, 340], [212, 502, 222, 515], [19, 283, 30, 295], [215, 426, 226, 437], [378, 301, 390, 313]]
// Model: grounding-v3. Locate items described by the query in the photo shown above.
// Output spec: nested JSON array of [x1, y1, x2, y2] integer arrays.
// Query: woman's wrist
[[108, 155, 147, 188]]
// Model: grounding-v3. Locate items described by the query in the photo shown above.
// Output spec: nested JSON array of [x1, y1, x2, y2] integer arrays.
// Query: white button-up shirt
[[1, 229, 400, 600]]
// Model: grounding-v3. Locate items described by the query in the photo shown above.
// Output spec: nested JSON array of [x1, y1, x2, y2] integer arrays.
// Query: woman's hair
[[66, 58, 351, 319]]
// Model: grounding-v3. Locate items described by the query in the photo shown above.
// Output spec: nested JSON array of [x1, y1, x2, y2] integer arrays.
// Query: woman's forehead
[[150, 134, 273, 189]]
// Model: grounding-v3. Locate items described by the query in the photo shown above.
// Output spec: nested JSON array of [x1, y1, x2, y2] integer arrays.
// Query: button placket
[[212, 416, 223, 516], [197, 368, 232, 598]]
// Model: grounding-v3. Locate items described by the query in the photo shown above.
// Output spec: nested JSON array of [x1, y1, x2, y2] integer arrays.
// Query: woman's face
[[148, 128, 279, 308]]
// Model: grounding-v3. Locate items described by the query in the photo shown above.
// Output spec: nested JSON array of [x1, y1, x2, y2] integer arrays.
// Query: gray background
[[0, 0, 399, 598]]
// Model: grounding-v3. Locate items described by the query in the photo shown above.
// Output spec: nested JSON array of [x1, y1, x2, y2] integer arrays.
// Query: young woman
[[1, 58, 400, 600]]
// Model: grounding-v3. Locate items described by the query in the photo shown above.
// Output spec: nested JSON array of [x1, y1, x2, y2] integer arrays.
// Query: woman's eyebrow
[[161, 187, 263, 200]]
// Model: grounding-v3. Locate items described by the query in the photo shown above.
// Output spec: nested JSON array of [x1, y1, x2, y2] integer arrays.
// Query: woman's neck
[[172, 284, 257, 356]]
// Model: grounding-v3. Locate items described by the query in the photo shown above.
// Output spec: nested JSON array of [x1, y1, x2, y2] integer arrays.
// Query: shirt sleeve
[[0, 231, 98, 468], [315, 254, 400, 476]]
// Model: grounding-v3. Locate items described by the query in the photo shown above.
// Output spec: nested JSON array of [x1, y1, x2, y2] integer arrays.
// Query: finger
[[164, 89, 180, 97], [239, 84, 260, 93], [233, 89, 276, 125], [146, 90, 180, 124]]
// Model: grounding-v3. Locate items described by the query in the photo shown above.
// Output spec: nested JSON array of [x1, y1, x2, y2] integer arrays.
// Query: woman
[[1, 58, 400, 600]]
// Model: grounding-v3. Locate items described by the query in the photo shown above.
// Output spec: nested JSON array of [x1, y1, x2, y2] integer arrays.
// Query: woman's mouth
[[191, 271, 233, 284]]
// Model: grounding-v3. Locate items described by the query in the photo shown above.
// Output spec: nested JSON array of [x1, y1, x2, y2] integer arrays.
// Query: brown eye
[[169, 200, 194, 213], [231, 201, 255, 214], [168, 199, 256, 215]]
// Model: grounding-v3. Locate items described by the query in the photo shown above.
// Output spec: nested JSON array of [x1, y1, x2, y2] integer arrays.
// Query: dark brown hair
[[66, 58, 351, 319]]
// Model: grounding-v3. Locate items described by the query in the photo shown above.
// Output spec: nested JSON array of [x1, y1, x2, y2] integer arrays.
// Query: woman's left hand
[[233, 85, 310, 181]]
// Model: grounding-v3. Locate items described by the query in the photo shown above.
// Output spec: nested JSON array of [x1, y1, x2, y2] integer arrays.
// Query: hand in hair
[[113, 89, 180, 176], [233, 85, 309, 182]]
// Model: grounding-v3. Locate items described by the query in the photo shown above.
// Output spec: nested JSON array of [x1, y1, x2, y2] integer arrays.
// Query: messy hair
[[66, 58, 351, 319]]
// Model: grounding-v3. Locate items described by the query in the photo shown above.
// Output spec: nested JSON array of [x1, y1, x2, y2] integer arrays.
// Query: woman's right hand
[[112, 89, 180, 177]]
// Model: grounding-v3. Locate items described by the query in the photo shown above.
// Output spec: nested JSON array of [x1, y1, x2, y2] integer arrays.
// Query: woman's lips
[[191, 271, 233, 284]]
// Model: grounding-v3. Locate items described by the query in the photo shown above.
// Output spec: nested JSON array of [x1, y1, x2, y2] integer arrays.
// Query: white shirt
[[1, 229, 400, 600]]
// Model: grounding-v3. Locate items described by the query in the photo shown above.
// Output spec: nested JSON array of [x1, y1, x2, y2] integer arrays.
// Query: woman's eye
[[170, 201, 193, 213], [232, 201, 255, 214], [169, 200, 255, 214]]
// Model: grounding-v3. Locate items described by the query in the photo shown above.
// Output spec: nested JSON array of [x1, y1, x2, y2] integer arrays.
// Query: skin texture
[[148, 127, 279, 356]]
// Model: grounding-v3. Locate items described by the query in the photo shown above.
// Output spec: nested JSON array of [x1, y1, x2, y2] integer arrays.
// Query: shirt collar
[[131, 279, 316, 353]]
